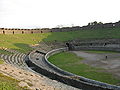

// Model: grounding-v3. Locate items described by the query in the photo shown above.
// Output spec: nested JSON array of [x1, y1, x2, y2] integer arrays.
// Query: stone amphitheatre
[[0, 21, 120, 90]]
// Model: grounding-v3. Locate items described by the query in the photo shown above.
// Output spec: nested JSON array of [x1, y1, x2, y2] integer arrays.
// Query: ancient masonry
[[0, 21, 120, 34]]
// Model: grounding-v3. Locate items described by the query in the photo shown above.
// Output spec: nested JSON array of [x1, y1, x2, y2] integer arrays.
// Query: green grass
[[0, 33, 49, 53], [0, 49, 13, 55], [0, 27, 120, 53], [48, 52, 120, 85], [44, 27, 120, 41], [0, 73, 22, 90], [0, 59, 4, 64]]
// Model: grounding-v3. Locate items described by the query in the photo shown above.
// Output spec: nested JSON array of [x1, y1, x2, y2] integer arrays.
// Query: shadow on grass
[[13, 43, 33, 53]]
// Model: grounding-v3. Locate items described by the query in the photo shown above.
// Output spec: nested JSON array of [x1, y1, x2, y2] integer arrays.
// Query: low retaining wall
[[44, 48, 75, 76], [26, 47, 120, 90], [45, 48, 120, 90], [73, 46, 120, 52]]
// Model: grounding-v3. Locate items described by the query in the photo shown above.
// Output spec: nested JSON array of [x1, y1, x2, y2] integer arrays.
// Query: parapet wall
[[73, 46, 120, 52], [0, 29, 52, 34]]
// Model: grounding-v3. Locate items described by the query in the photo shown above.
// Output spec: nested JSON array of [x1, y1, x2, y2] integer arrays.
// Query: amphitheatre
[[1, 21, 120, 90]]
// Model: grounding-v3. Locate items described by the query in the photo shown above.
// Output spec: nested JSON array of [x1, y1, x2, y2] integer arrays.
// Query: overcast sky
[[0, 0, 120, 28]]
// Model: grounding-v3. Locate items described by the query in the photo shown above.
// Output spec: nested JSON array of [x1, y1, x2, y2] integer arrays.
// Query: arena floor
[[72, 51, 120, 79]]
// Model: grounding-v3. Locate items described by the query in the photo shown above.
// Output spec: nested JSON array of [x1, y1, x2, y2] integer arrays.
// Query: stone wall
[[73, 46, 120, 52], [1, 21, 120, 34]]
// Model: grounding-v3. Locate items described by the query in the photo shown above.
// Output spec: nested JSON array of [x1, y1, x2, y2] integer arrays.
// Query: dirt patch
[[72, 51, 120, 78]]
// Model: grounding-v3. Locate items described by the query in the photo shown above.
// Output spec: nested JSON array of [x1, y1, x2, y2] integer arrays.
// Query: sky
[[0, 0, 120, 29]]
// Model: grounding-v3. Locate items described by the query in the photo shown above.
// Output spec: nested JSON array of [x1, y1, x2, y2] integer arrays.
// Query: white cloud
[[0, 0, 120, 28]]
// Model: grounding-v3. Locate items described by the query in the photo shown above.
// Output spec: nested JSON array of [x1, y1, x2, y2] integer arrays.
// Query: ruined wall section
[[0, 28, 52, 34], [0, 21, 120, 34]]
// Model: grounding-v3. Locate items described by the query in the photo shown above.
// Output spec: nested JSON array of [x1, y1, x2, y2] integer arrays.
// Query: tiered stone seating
[[44, 41, 65, 49], [0, 42, 65, 71], [0, 51, 28, 70], [28, 41, 66, 73], [4, 49, 19, 54], [0, 54, 9, 63], [39, 42, 53, 52], [29, 52, 45, 67], [29, 50, 69, 76]]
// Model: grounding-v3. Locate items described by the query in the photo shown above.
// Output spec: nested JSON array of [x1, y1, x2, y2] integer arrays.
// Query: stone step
[[21, 54, 28, 67], [2, 54, 10, 64], [11, 53, 18, 64], [4, 49, 19, 53], [29, 52, 52, 70], [18, 54, 24, 65], [0, 54, 5, 59], [7, 54, 14, 65], [0, 52, 29, 70]]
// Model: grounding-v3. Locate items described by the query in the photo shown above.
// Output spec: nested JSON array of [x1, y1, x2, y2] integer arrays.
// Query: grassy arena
[[48, 52, 120, 85], [0, 27, 120, 53]]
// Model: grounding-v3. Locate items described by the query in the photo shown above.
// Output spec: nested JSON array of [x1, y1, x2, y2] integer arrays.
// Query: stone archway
[[3, 31, 5, 34], [13, 31, 14, 34], [22, 31, 24, 34], [31, 31, 33, 34]]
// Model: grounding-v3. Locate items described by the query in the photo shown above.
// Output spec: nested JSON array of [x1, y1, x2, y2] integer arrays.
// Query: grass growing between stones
[[0, 59, 4, 64], [0, 73, 22, 90], [48, 52, 120, 85]]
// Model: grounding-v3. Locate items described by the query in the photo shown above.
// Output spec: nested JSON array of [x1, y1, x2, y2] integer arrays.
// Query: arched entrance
[[22, 31, 24, 34], [13, 31, 14, 34], [3, 31, 5, 34]]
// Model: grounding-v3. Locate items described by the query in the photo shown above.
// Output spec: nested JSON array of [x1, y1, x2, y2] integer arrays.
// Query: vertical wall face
[[0, 30, 3, 34], [23, 30, 31, 34], [52, 28, 61, 32], [0, 28, 61, 34], [4, 30, 13, 34], [32, 30, 42, 33], [42, 30, 51, 33], [0, 21, 120, 34], [14, 30, 22, 34]]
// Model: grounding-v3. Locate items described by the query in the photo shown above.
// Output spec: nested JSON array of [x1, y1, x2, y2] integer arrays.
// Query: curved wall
[[73, 46, 120, 52], [44, 48, 120, 90], [26, 47, 120, 90]]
